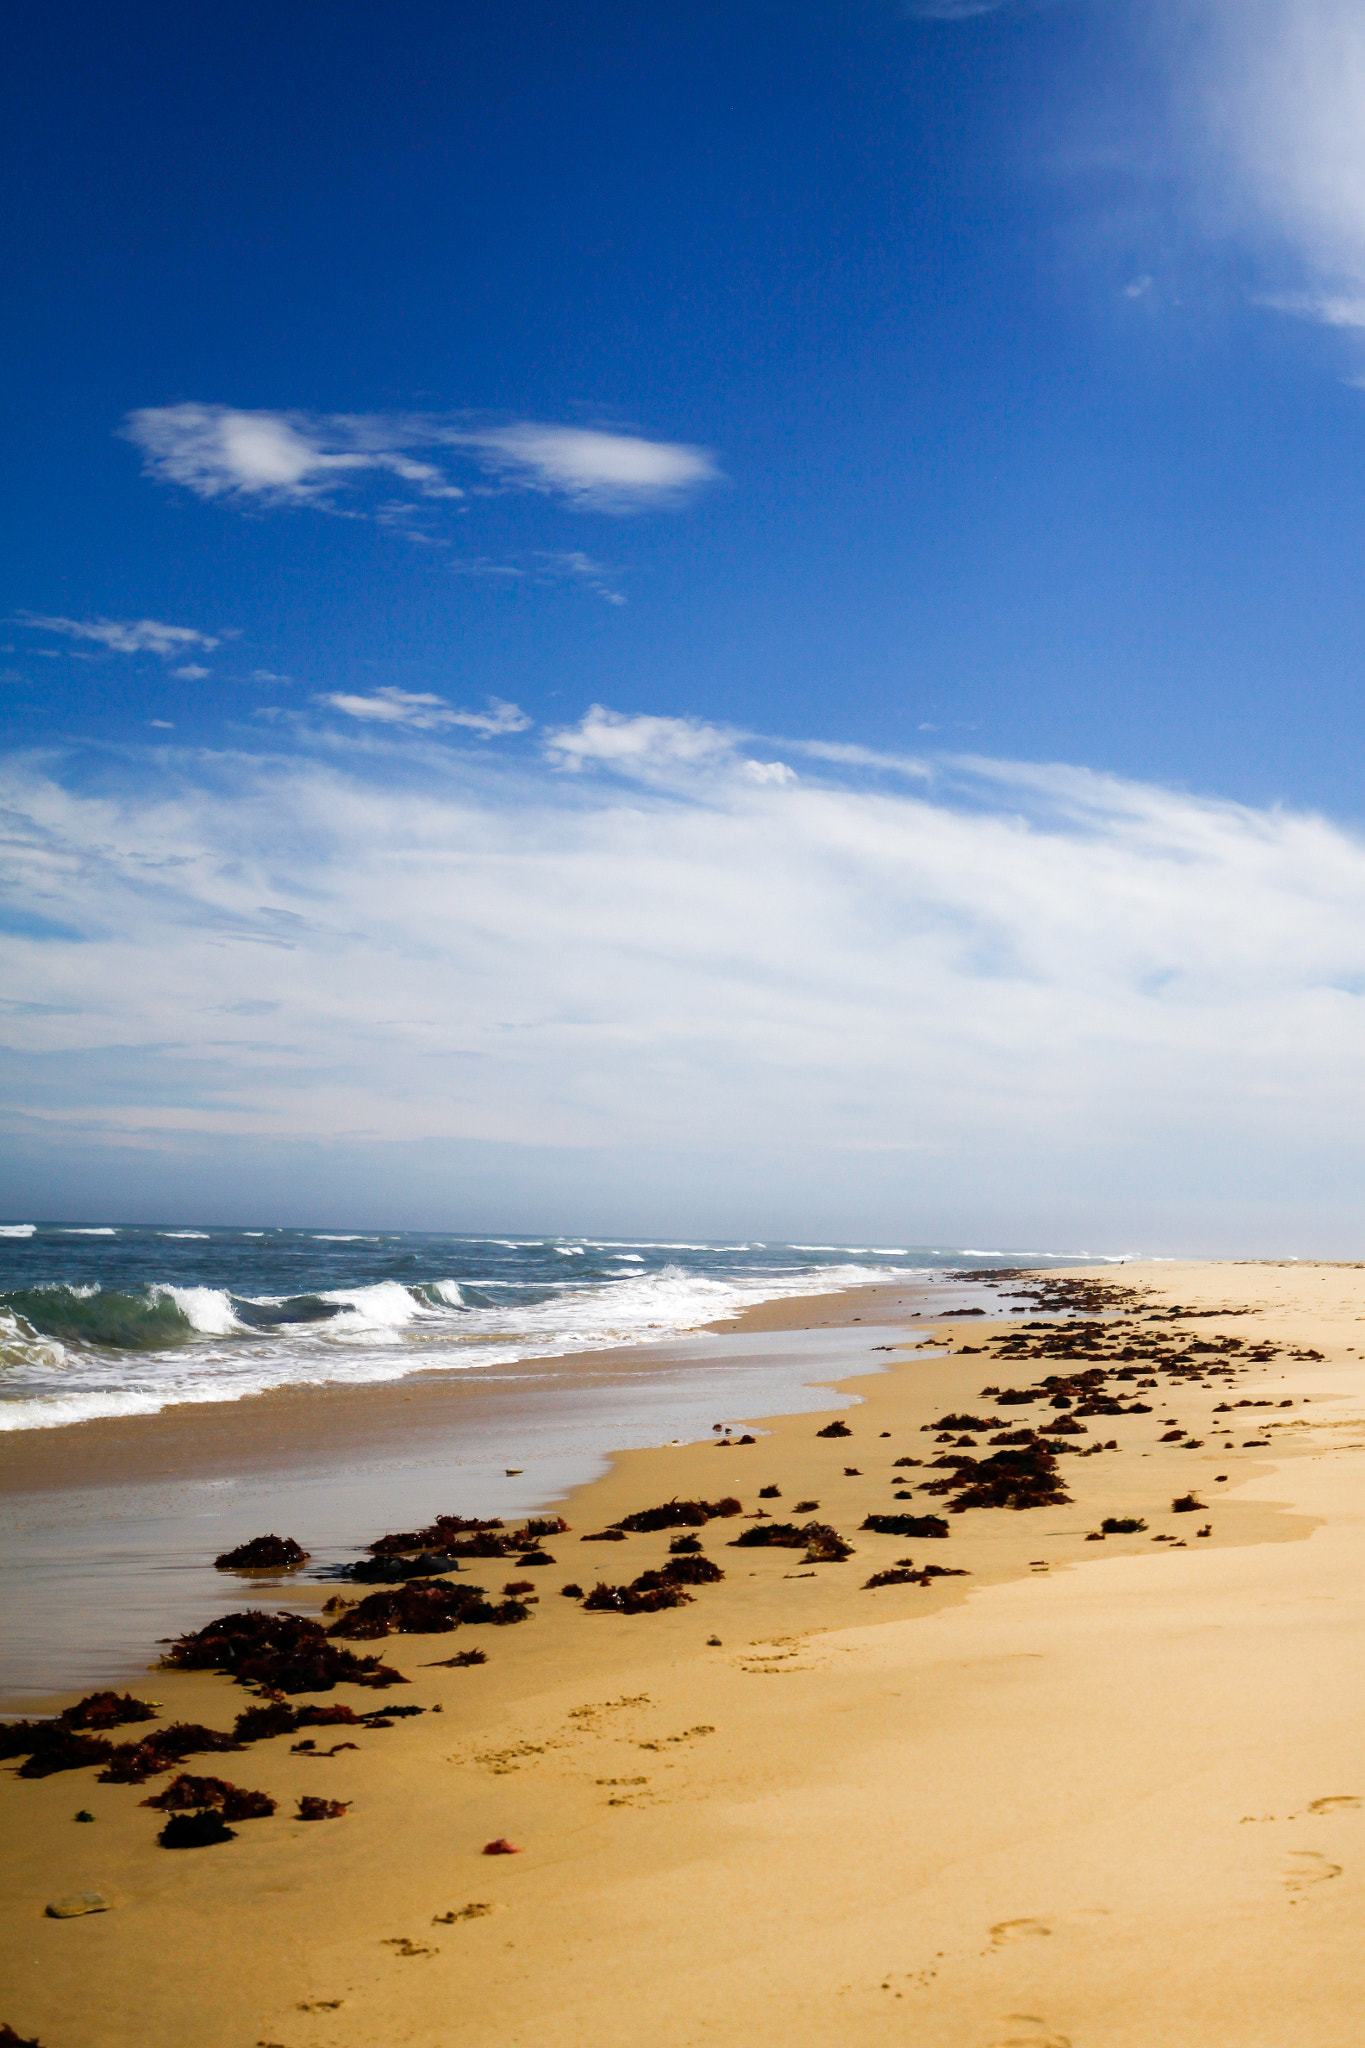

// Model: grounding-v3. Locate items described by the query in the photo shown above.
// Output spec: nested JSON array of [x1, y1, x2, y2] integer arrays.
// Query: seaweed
[[792, 1499, 819, 1513], [730, 1520, 852, 1561], [560, 1583, 585, 1598], [929, 1414, 991, 1432], [580, 1529, 628, 1542], [426, 1648, 488, 1666], [328, 1581, 529, 1638], [655, 1555, 724, 1586], [0, 2026, 43, 2048], [214, 1534, 309, 1571], [159, 1809, 236, 1848], [1172, 1493, 1206, 1514], [891, 1457, 922, 1468], [864, 1565, 969, 1588], [1100, 1516, 1147, 1535], [582, 1578, 694, 1614], [860, 1513, 950, 1539], [142, 1773, 276, 1820], [15, 1730, 114, 1779], [668, 1533, 704, 1554], [758, 1485, 781, 1498], [815, 1420, 851, 1438], [918, 1440, 1070, 1512], [367, 1516, 503, 1557], [514, 1548, 555, 1566], [503, 1579, 536, 1595], [231, 1700, 364, 1742], [163, 1610, 406, 1692], [296, 1796, 349, 1820], [344, 1551, 464, 1583], [521, 1517, 570, 1539], [611, 1497, 742, 1533], [1, 1690, 158, 1762], [97, 1722, 245, 1785]]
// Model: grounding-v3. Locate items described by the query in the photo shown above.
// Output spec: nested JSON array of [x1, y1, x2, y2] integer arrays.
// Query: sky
[[6, 0, 1365, 1248]]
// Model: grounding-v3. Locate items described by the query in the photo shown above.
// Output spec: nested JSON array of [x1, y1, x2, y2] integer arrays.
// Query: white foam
[[161, 1231, 210, 1240], [313, 1234, 379, 1241], [432, 1280, 464, 1306], [0, 1224, 35, 1238], [555, 1246, 585, 1256], [61, 1227, 117, 1235], [155, 1286, 243, 1336]]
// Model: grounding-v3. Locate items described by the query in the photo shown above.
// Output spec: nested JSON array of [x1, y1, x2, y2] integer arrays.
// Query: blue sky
[[7, 1, 1365, 1245]]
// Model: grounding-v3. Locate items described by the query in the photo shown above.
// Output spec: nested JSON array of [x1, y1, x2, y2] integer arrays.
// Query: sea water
[[0, 1227, 1108, 1432]]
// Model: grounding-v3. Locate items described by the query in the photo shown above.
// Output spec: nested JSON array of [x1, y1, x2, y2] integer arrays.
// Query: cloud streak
[[315, 689, 530, 736], [121, 405, 720, 519], [18, 615, 220, 657], [6, 722, 1365, 1242]]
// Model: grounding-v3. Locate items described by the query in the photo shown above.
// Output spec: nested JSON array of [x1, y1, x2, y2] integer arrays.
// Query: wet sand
[[3, 1260, 1365, 2046]]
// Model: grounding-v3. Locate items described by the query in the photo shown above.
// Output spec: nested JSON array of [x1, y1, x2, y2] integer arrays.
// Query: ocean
[[0, 1226, 1108, 1433]]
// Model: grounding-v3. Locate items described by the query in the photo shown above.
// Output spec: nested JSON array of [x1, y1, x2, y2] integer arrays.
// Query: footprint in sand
[[987, 2015, 1072, 2048], [989, 1920, 1052, 1947], [1283, 1851, 1342, 1895], [1307, 1796, 1361, 1815]]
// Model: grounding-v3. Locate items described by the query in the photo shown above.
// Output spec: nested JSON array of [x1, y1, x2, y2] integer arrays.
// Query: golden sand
[[3, 1259, 1365, 2047]]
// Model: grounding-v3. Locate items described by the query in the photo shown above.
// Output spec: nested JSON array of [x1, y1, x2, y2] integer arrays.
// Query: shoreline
[[4, 1259, 1363, 2045]]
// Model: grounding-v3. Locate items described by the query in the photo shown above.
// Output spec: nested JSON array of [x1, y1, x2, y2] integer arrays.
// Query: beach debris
[[1197, 1524, 1212, 1537], [759, 1485, 781, 1498], [611, 1497, 742, 1533], [433, 1902, 496, 1922], [1, 1690, 158, 1765], [291, 1740, 359, 1756], [582, 1577, 694, 1614], [163, 1610, 406, 1692], [732, 1519, 854, 1561], [74, 1809, 94, 1822], [736, 1434, 757, 1444], [44, 1891, 111, 1919], [0, 2026, 43, 2047], [792, 1499, 819, 1513], [561, 1583, 585, 1598], [816, 1420, 852, 1437], [482, 1837, 522, 1854], [506, 1469, 522, 1476], [860, 1513, 950, 1539], [864, 1564, 969, 1588], [143, 1773, 276, 1819], [426, 1649, 488, 1667], [328, 1581, 530, 1638], [214, 1535, 309, 1571], [504, 1580, 536, 1595], [344, 1551, 466, 1583], [1172, 1493, 1206, 1513], [367, 1515, 504, 1557], [12, 1730, 115, 1779], [383, 1937, 437, 1958], [707, 1635, 723, 1645], [580, 1529, 629, 1542], [843, 1466, 862, 1475], [296, 1796, 349, 1820], [917, 1438, 1071, 1512], [515, 1549, 555, 1566], [668, 1533, 704, 1554], [97, 1721, 246, 1785], [159, 1809, 237, 1848], [1101, 1517, 1147, 1535], [653, 1554, 724, 1585]]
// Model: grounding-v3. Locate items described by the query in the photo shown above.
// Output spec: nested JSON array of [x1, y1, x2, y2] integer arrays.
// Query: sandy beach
[[3, 1259, 1364, 2047]]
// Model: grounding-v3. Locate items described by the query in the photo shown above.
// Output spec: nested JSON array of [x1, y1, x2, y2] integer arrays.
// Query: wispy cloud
[[121, 405, 720, 519], [18, 614, 220, 657], [174, 664, 210, 681], [315, 688, 530, 736], [7, 724, 1365, 1241]]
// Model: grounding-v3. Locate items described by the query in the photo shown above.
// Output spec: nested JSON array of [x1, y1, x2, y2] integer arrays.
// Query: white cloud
[[544, 706, 738, 775], [121, 405, 719, 519], [473, 425, 719, 509], [9, 728, 1365, 1243], [174, 664, 211, 680], [19, 615, 220, 657], [316, 687, 530, 737]]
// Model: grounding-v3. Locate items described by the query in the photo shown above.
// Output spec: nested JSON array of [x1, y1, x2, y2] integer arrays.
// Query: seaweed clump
[[214, 1534, 309, 1570], [367, 1515, 504, 1557], [864, 1564, 969, 1589], [0, 2026, 43, 2047], [1100, 1516, 1147, 1535], [163, 1610, 405, 1692], [297, 1797, 349, 1820], [731, 1520, 853, 1562], [1172, 1493, 1206, 1514], [859, 1513, 950, 1539], [582, 1578, 693, 1615], [159, 1809, 236, 1849], [142, 1773, 276, 1820], [97, 1722, 245, 1785], [327, 1581, 529, 1639], [611, 1497, 742, 1533], [816, 1420, 852, 1438], [917, 1437, 1070, 1512], [1, 1691, 157, 1766]]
